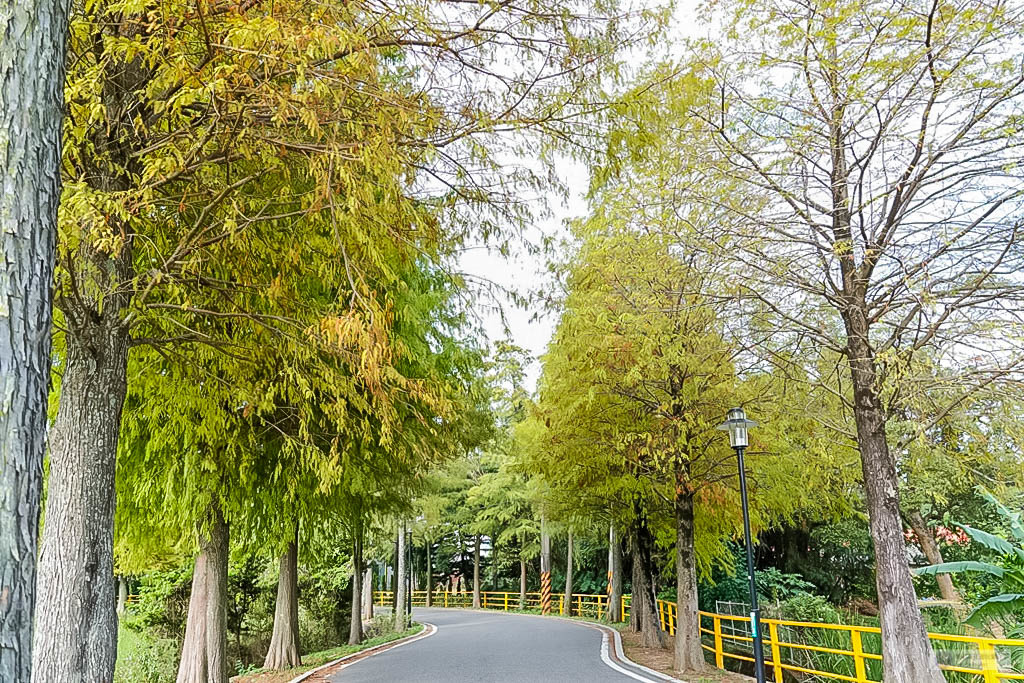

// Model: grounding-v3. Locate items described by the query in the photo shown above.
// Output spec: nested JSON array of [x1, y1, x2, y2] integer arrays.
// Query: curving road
[[326, 608, 672, 682]]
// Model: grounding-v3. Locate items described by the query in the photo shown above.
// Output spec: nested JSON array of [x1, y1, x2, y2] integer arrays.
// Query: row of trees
[[518, 1, 1024, 681], [1, 0, 660, 679], [5, 1, 1024, 682]]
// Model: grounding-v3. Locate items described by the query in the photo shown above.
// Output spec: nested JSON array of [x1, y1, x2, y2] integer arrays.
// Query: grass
[[115, 624, 179, 683], [230, 624, 424, 683]]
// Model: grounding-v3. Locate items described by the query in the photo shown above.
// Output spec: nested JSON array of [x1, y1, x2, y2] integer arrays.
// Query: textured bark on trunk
[[472, 535, 482, 608], [674, 491, 704, 672], [564, 532, 575, 616], [425, 543, 433, 607], [629, 519, 664, 648], [394, 522, 407, 630], [264, 536, 301, 668], [607, 525, 623, 623], [176, 508, 229, 683], [348, 529, 364, 646], [33, 321, 130, 682], [908, 510, 960, 603], [846, 329, 943, 682], [362, 567, 373, 620], [519, 558, 527, 609], [0, 2, 66, 676]]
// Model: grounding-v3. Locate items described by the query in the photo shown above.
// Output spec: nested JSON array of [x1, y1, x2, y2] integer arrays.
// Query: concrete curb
[[287, 622, 437, 682]]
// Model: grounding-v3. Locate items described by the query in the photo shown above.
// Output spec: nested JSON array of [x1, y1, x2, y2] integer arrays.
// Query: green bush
[[773, 593, 841, 624], [115, 625, 179, 683], [122, 567, 193, 637]]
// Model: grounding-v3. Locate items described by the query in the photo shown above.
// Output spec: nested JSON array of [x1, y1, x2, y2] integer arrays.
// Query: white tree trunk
[[348, 529, 363, 646], [394, 522, 407, 630], [362, 567, 374, 620], [425, 543, 433, 607], [519, 558, 527, 609], [117, 577, 128, 615]]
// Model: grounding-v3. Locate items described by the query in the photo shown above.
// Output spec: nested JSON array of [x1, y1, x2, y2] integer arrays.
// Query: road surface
[[326, 607, 670, 682]]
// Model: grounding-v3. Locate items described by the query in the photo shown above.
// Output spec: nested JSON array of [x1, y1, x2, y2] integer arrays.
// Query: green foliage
[[914, 489, 1024, 632], [121, 567, 192, 637], [698, 547, 815, 611], [114, 625, 178, 683], [298, 555, 354, 652]]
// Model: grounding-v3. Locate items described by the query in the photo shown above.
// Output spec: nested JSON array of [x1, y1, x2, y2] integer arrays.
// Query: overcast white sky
[[456, 0, 708, 392]]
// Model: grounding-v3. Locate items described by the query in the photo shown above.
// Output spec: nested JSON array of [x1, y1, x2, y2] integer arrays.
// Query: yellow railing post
[[658, 601, 666, 631], [979, 641, 1000, 683], [768, 621, 783, 683], [713, 615, 724, 668], [850, 629, 868, 683], [559, 594, 564, 615], [444, 591, 448, 608], [505, 593, 509, 611], [577, 595, 582, 616]]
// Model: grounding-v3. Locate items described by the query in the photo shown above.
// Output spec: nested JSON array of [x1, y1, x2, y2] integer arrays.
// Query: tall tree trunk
[[264, 530, 301, 668], [348, 526, 364, 645], [362, 567, 374, 620], [519, 558, 527, 609], [117, 577, 129, 615], [394, 521, 407, 631], [845, 328, 944, 682], [607, 524, 622, 622], [425, 543, 433, 607], [629, 516, 664, 649], [33, 321, 130, 682], [828, 80, 944, 679], [472, 535, 482, 608], [907, 510, 960, 603], [674, 491, 703, 672], [391, 536, 399, 610], [176, 507, 229, 683], [490, 542, 499, 589], [564, 532, 575, 616], [0, 0, 66, 679]]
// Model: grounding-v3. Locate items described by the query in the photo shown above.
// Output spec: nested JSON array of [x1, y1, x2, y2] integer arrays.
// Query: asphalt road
[[326, 608, 668, 682]]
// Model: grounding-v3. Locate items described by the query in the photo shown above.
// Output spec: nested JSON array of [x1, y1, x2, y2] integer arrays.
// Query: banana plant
[[914, 489, 1024, 636]]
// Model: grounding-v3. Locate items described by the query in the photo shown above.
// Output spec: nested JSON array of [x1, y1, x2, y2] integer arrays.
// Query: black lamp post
[[717, 406, 765, 683], [406, 526, 413, 622]]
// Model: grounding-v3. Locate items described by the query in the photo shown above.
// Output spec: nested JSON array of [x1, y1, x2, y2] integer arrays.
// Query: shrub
[[115, 626, 179, 683]]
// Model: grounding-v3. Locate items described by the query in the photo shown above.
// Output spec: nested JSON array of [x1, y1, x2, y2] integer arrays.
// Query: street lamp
[[717, 406, 765, 683], [406, 525, 413, 622]]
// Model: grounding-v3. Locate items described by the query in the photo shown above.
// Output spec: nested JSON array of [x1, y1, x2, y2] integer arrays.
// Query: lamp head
[[717, 406, 757, 448]]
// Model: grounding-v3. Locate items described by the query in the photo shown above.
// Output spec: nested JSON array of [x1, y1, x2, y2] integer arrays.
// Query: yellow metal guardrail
[[375, 590, 1024, 682], [374, 589, 612, 618]]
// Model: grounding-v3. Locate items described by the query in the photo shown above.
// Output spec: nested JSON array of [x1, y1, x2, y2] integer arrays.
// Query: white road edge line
[[288, 622, 438, 683], [600, 626, 683, 683], [441, 606, 684, 683]]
